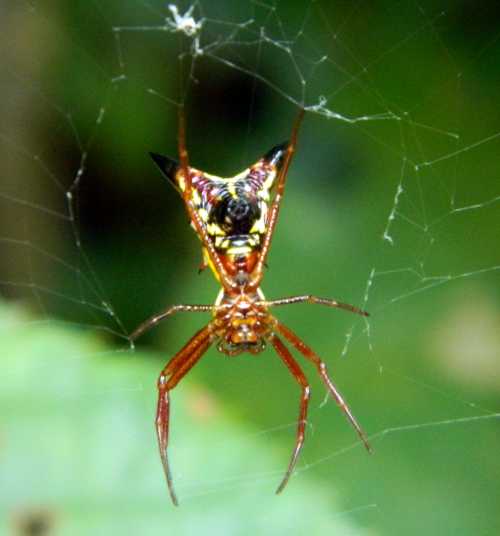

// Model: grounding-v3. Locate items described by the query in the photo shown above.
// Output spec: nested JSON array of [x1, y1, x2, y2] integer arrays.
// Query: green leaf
[[0, 302, 367, 535]]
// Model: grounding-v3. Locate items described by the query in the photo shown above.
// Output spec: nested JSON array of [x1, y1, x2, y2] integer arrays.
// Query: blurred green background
[[1, 1, 499, 535]]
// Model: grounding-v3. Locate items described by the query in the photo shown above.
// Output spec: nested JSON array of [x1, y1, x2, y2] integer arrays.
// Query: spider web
[[1, 1, 499, 534]]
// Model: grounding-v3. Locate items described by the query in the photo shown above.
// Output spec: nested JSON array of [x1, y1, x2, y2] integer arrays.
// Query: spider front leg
[[176, 106, 236, 291], [277, 321, 372, 453], [269, 334, 311, 494], [156, 324, 213, 506], [250, 108, 305, 289]]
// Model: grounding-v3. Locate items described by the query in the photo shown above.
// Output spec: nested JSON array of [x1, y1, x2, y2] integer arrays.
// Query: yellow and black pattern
[[150, 142, 288, 256]]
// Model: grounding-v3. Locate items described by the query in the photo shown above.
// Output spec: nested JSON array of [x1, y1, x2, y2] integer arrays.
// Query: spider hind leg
[[269, 334, 311, 494], [276, 321, 372, 454]]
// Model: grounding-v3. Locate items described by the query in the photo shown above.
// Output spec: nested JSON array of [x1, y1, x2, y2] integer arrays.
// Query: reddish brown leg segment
[[250, 108, 305, 289], [156, 324, 213, 506], [262, 294, 369, 317], [276, 321, 372, 453], [130, 304, 213, 341], [176, 106, 236, 291], [269, 334, 311, 494]]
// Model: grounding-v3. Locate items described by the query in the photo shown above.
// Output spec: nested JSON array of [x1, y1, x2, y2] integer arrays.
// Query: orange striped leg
[[130, 304, 213, 341], [250, 108, 305, 289], [276, 321, 372, 453], [262, 294, 369, 317], [156, 324, 213, 506], [176, 106, 236, 291], [269, 334, 311, 494]]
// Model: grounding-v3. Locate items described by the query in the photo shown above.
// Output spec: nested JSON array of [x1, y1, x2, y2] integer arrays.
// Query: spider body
[[150, 145, 284, 355], [132, 108, 371, 506], [150, 142, 286, 282]]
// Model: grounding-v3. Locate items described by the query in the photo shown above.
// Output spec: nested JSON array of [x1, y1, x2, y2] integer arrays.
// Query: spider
[[131, 106, 371, 505]]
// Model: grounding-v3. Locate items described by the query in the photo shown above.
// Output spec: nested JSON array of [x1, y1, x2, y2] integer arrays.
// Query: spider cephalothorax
[[132, 108, 371, 506]]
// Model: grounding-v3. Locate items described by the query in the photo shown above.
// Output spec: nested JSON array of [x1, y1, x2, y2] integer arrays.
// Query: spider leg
[[250, 108, 305, 289], [261, 294, 369, 317], [176, 106, 236, 291], [156, 324, 214, 506], [130, 304, 213, 341], [276, 321, 372, 453], [269, 334, 311, 494]]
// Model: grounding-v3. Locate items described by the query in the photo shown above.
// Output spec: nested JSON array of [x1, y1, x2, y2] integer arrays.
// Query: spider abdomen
[[211, 195, 261, 235]]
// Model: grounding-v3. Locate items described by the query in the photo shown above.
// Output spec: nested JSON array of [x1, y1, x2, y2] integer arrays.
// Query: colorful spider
[[131, 107, 371, 505]]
